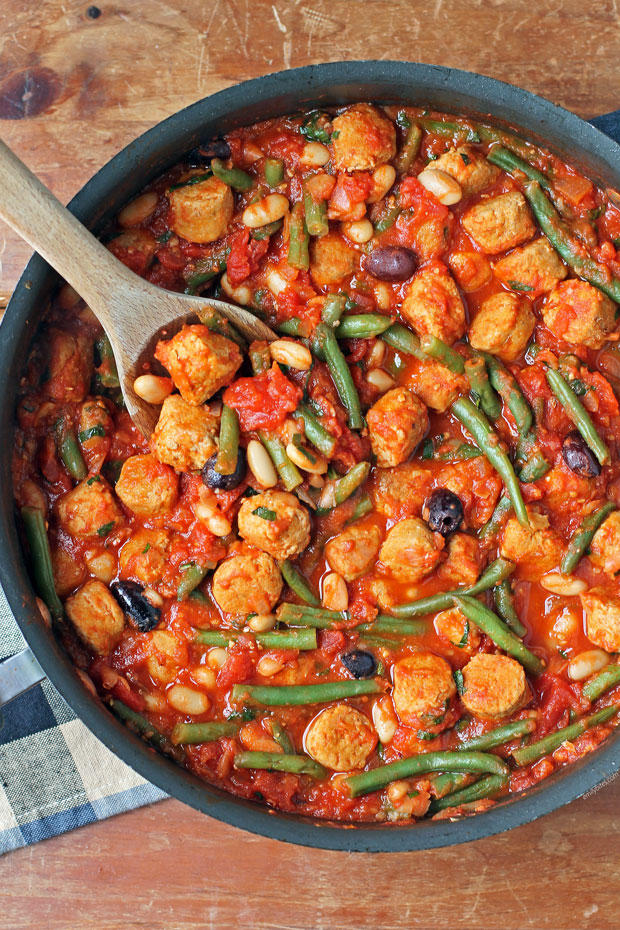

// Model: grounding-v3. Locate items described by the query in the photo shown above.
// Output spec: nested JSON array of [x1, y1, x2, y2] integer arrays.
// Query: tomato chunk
[[223, 363, 302, 430]]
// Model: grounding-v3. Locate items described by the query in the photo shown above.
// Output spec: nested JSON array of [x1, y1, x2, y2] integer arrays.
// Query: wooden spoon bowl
[[0, 138, 276, 437]]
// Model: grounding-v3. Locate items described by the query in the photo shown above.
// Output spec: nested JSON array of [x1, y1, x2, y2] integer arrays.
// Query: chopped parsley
[[97, 522, 115, 537], [569, 378, 589, 397], [396, 110, 412, 131], [243, 487, 260, 497], [422, 438, 435, 460], [157, 230, 173, 243], [253, 506, 277, 521], [460, 152, 471, 165], [78, 424, 105, 442], [300, 110, 332, 145], [457, 620, 469, 649], [417, 730, 436, 741], [142, 543, 151, 554], [86, 475, 101, 486], [507, 280, 534, 292], [454, 669, 465, 695]]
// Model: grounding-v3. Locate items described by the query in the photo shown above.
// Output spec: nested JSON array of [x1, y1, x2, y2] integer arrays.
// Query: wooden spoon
[[0, 138, 276, 437]]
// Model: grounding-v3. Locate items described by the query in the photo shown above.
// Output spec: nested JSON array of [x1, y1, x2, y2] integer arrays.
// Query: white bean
[[301, 142, 330, 167], [342, 218, 374, 244], [242, 193, 289, 228], [207, 513, 232, 537], [286, 441, 328, 475], [257, 656, 284, 677], [118, 191, 159, 227], [367, 165, 397, 203], [374, 282, 392, 311], [387, 780, 409, 803], [191, 666, 217, 689], [367, 340, 387, 369], [322, 572, 349, 611], [417, 168, 463, 205], [568, 649, 611, 681], [133, 374, 173, 405], [247, 439, 278, 488], [266, 268, 290, 296], [270, 339, 312, 370], [541, 572, 589, 596], [372, 695, 398, 744], [143, 587, 164, 607], [84, 549, 117, 584], [366, 368, 395, 393], [207, 647, 229, 669], [220, 271, 252, 306], [248, 613, 277, 632], [167, 684, 210, 715]]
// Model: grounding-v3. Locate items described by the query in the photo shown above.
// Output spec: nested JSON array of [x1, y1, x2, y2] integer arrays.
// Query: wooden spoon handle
[[0, 137, 131, 324]]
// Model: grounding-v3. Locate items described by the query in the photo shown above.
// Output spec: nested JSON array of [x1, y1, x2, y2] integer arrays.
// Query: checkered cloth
[[0, 586, 166, 854]]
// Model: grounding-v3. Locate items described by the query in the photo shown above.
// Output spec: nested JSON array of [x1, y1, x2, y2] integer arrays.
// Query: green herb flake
[[86, 475, 101, 486], [377, 741, 385, 760], [253, 506, 277, 521], [142, 543, 151, 554], [569, 378, 588, 397], [457, 620, 469, 649], [396, 110, 412, 131], [407, 790, 420, 798], [460, 152, 471, 165], [454, 669, 465, 695], [97, 522, 115, 537], [157, 230, 173, 243], [421, 438, 434, 460], [78, 424, 105, 442], [300, 110, 331, 145], [243, 487, 260, 497], [507, 280, 534, 292], [417, 730, 436, 741]]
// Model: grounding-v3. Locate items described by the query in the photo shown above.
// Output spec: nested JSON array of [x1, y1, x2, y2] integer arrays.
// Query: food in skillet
[[14, 103, 620, 823]]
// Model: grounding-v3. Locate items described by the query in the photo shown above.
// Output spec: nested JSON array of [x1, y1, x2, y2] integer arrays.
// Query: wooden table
[[2, 1, 620, 926]]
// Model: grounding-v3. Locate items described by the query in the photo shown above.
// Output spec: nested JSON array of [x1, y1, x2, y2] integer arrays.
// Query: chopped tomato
[[328, 172, 374, 219], [217, 645, 257, 689], [224, 362, 302, 430], [226, 228, 252, 285]]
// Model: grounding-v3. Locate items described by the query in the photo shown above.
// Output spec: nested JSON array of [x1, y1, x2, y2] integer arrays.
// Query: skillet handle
[[0, 648, 46, 708], [589, 110, 620, 146]]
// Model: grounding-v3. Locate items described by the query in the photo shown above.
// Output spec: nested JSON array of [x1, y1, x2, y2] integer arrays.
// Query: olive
[[562, 431, 601, 478], [202, 447, 246, 491], [187, 139, 231, 166], [424, 488, 464, 537], [340, 650, 377, 679], [110, 581, 161, 632], [363, 246, 418, 282]]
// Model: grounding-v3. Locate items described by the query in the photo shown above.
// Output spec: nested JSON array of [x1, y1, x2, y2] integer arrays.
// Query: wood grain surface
[[2, 1, 620, 927]]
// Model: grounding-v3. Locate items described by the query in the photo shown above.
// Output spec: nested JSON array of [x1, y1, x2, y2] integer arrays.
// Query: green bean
[[516, 434, 551, 484], [487, 145, 552, 191], [292, 404, 336, 458], [251, 219, 283, 241], [474, 124, 539, 161], [110, 699, 172, 755], [177, 563, 209, 601], [583, 664, 620, 702], [287, 203, 309, 270], [481, 352, 532, 435], [214, 404, 239, 476], [390, 558, 515, 618], [249, 343, 271, 375], [21, 505, 63, 621], [58, 429, 87, 482], [419, 336, 465, 374], [512, 705, 618, 766], [211, 158, 254, 191], [430, 774, 508, 812], [458, 718, 536, 752], [418, 117, 480, 142], [321, 293, 346, 326], [311, 323, 364, 429], [347, 493, 374, 524], [278, 602, 346, 629], [266, 719, 295, 754], [382, 323, 425, 359], [524, 180, 620, 303], [396, 122, 423, 175], [451, 396, 529, 526], [234, 751, 327, 778], [465, 357, 501, 420], [454, 596, 544, 676], [561, 501, 616, 574], [434, 439, 482, 462], [494, 580, 527, 637], [264, 157, 284, 187], [478, 495, 512, 541], [232, 680, 381, 707], [345, 750, 508, 798], [428, 771, 474, 799], [303, 185, 329, 237], [276, 317, 311, 338], [195, 628, 318, 650], [335, 314, 392, 339], [171, 721, 240, 745], [335, 462, 370, 505], [354, 617, 426, 636], [95, 335, 120, 388], [281, 559, 320, 606], [258, 431, 303, 491], [546, 367, 609, 466], [195, 305, 246, 349]]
